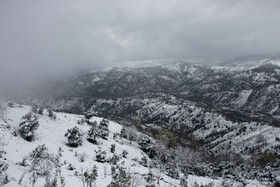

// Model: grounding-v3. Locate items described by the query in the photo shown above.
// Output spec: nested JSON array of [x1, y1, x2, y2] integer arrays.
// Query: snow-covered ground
[[0, 103, 267, 186]]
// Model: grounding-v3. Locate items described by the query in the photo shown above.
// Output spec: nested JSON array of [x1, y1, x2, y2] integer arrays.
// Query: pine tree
[[120, 127, 127, 139], [95, 147, 107, 163], [87, 124, 98, 144], [110, 144, 116, 153], [84, 165, 98, 187], [108, 166, 131, 187], [65, 126, 83, 147], [29, 144, 56, 176], [19, 112, 39, 141], [97, 119, 109, 139], [0, 161, 9, 185]]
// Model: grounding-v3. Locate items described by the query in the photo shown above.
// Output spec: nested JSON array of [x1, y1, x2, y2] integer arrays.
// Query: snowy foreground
[[0, 103, 266, 186]]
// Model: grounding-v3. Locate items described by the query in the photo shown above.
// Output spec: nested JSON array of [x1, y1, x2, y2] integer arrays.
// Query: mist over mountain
[[1, 1, 280, 186]]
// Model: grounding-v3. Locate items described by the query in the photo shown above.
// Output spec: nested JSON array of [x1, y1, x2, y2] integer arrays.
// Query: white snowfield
[[0, 103, 266, 187]]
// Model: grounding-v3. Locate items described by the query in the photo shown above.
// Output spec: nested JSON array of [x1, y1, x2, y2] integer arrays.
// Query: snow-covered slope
[[0, 103, 270, 187]]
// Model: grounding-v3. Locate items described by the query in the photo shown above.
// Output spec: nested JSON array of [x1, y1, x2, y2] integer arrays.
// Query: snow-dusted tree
[[108, 165, 131, 187], [109, 154, 120, 165], [84, 111, 95, 120], [38, 107, 44, 115], [31, 104, 38, 113], [95, 147, 107, 163], [122, 150, 128, 158], [47, 107, 56, 120], [87, 123, 98, 144], [145, 169, 155, 186], [0, 161, 9, 185], [180, 173, 188, 187], [164, 162, 180, 179], [65, 126, 83, 147], [97, 119, 109, 139], [138, 136, 155, 158], [19, 112, 39, 141], [110, 144, 116, 153], [120, 127, 128, 139], [140, 156, 148, 167], [84, 165, 98, 187], [29, 144, 57, 176]]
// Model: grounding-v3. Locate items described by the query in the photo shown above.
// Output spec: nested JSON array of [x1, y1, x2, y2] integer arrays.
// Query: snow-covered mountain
[[0, 102, 277, 187], [36, 56, 280, 121], [4, 55, 280, 186]]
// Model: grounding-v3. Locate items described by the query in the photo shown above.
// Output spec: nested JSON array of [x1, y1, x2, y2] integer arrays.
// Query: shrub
[[95, 147, 107, 163]]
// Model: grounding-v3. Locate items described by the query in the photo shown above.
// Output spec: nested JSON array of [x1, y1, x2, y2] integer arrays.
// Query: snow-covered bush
[[65, 126, 83, 147], [138, 136, 152, 152], [122, 150, 128, 158], [138, 136, 155, 158], [19, 112, 39, 141], [120, 127, 128, 139], [108, 165, 131, 187], [95, 147, 107, 163], [140, 156, 148, 167], [164, 162, 180, 179], [109, 154, 120, 165], [110, 144, 116, 153], [97, 119, 109, 139], [29, 144, 57, 176], [84, 111, 95, 120]]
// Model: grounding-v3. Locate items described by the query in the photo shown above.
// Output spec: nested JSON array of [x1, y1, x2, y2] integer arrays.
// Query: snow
[[0, 103, 271, 186], [0, 103, 179, 186], [232, 89, 253, 107], [271, 60, 280, 67]]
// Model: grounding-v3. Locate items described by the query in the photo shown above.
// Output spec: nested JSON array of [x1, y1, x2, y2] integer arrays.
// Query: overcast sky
[[1, 0, 280, 91]]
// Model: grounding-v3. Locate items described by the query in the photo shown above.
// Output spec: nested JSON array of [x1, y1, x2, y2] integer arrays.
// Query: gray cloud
[[1, 0, 280, 94]]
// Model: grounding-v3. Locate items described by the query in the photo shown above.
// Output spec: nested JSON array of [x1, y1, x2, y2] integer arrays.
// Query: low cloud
[[1, 0, 280, 94]]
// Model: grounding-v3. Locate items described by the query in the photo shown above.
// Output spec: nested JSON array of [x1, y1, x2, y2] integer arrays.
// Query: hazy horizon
[[1, 0, 280, 95]]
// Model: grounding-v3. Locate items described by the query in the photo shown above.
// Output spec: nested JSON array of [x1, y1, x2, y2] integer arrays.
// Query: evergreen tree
[[110, 144, 116, 153], [108, 165, 131, 187], [38, 107, 44, 115], [87, 123, 98, 144], [0, 161, 9, 185], [84, 165, 98, 187], [97, 119, 109, 139], [120, 127, 128, 139], [29, 144, 57, 176], [95, 147, 107, 163], [19, 112, 39, 141], [65, 126, 83, 147]]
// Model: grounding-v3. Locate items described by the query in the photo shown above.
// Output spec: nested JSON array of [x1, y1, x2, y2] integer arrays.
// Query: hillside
[[0, 102, 274, 187]]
